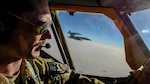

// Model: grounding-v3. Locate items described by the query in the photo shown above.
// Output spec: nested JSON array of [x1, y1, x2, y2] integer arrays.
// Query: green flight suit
[[0, 57, 104, 84]]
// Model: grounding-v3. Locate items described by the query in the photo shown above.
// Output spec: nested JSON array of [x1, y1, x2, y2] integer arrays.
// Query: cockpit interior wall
[[127, 0, 150, 12]]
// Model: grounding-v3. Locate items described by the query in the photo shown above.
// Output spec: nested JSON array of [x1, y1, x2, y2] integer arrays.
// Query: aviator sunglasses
[[6, 11, 51, 35]]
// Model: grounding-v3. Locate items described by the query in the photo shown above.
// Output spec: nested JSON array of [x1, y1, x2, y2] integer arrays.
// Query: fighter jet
[[67, 30, 91, 41]]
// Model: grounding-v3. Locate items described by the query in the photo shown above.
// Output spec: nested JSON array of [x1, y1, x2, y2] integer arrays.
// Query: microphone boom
[[42, 43, 51, 49], [45, 43, 51, 49]]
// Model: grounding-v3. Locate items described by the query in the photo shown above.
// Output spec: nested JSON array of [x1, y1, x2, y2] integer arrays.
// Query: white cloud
[[141, 29, 150, 34]]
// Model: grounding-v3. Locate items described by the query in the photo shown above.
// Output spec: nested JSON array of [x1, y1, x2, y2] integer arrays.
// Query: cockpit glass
[[56, 11, 132, 77], [129, 8, 150, 49], [42, 28, 64, 63]]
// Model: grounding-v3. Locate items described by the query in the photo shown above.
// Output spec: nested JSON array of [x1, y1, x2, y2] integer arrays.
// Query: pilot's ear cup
[[0, 21, 5, 34]]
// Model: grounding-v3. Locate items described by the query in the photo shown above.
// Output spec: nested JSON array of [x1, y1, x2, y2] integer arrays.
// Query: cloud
[[141, 29, 150, 34]]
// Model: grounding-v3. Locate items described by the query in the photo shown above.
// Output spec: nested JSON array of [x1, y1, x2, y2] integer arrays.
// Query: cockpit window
[[42, 28, 64, 63], [129, 8, 150, 49], [56, 11, 132, 77]]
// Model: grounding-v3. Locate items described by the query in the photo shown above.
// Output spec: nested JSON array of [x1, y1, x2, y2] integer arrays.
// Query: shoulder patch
[[46, 62, 72, 77], [47, 62, 66, 76]]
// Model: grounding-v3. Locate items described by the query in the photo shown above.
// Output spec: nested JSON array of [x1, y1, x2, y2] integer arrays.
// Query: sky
[[57, 12, 124, 48], [129, 8, 150, 49], [57, 8, 150, 49]]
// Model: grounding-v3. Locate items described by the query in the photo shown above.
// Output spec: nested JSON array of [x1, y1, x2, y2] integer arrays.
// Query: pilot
[[0, 0, 104, 84]]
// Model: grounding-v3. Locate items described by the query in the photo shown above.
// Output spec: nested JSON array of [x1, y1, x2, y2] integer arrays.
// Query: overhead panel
[[127, 0, 150, 12], [100, 0, 126, 7], [49, 0, 102, 7]]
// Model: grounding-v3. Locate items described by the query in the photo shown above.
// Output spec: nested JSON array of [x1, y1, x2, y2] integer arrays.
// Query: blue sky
[[129, 8, 150, 49], [57, 12, 124, 47], [56, 9, 150, 49]]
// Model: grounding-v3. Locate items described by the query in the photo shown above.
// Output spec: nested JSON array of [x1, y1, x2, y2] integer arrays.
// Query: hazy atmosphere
[[65, 38, 131, 77]]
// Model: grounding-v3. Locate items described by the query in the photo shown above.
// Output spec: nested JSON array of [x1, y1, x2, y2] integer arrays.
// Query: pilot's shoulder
[[33, 56, 70, 75]]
